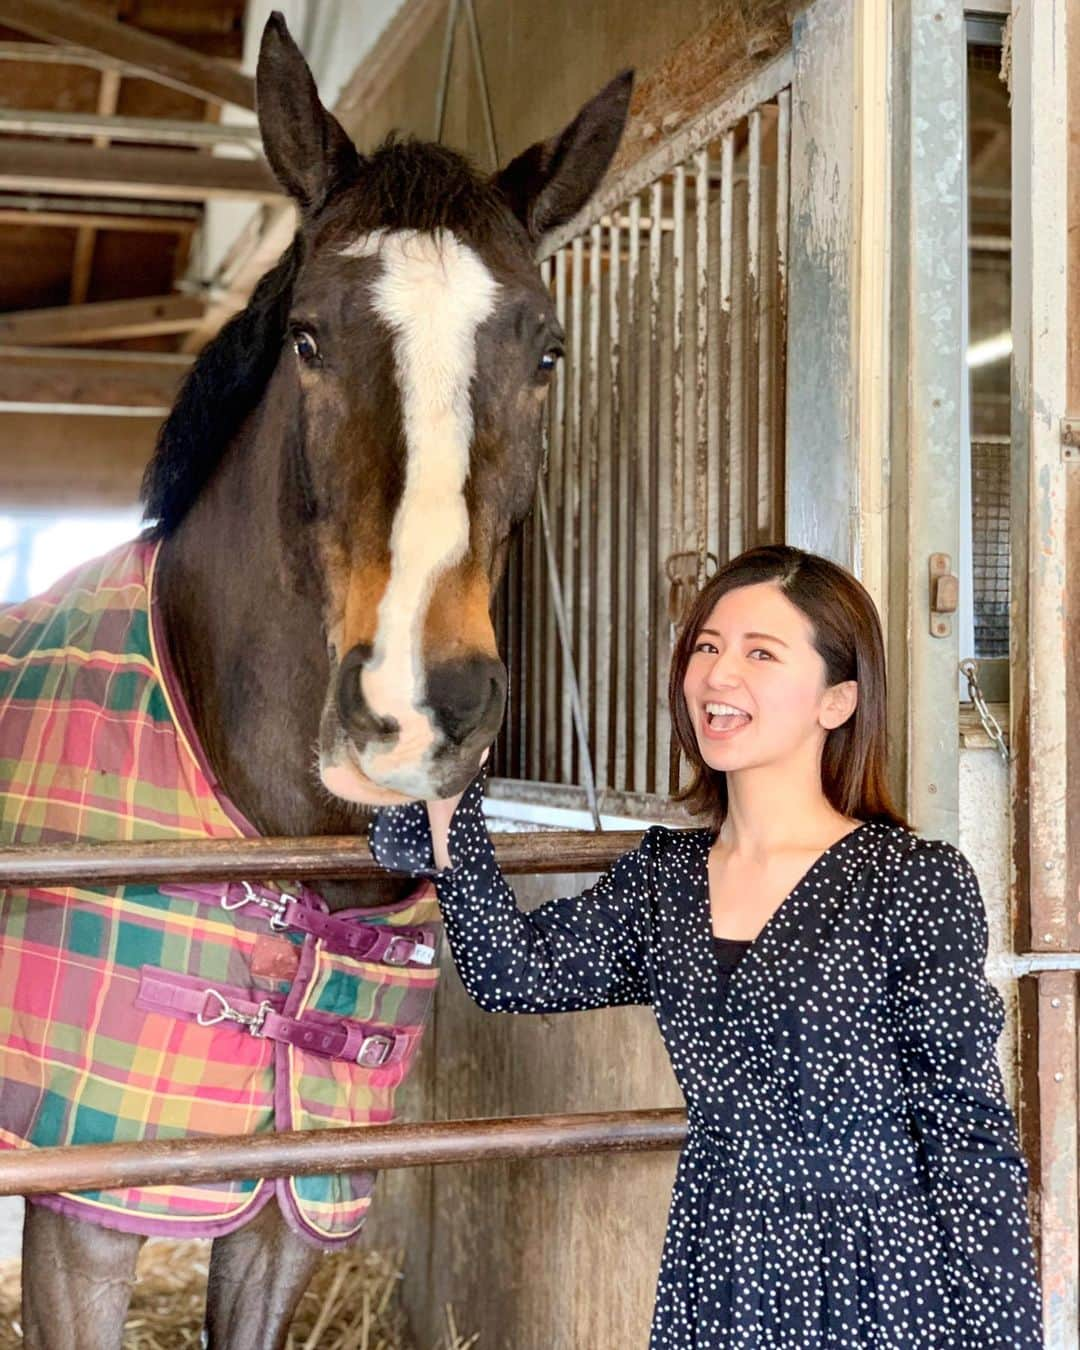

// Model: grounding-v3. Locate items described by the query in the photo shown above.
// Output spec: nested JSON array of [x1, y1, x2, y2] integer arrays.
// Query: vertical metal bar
[[533, 258, 553, 782], [626, 196, 641, 793], [586, 223, 602, 781], [719, 131, 736, 562], [745, 108, 762, 548], [668, 164, 688, 794], [607, 216, 623, 788], [773, 91, 790, 543], [505, 532, 519, 775], [646, 179, 663, 794], [671, 163, 687, 551], [568, 234, 585, 785], [694, 149, 711, 588], [535, 483, 602, 829], [552, 248, 568, 781]]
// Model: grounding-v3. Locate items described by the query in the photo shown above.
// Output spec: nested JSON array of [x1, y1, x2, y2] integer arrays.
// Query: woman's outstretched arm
[[369, 774, 655, 1013]]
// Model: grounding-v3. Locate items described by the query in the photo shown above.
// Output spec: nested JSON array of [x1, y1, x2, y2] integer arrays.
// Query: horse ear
[[256, 12, 360, 215], [492, 70, 633, 245]]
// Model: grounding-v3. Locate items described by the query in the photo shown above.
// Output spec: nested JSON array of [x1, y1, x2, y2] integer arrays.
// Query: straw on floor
[[0, 1241, 477, 1349]]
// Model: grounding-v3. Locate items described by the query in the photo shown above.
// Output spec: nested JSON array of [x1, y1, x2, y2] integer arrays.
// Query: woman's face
[[681, 581, 856, 774]]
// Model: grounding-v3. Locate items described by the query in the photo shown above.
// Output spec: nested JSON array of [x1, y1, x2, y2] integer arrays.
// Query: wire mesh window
[[493, 82, 792, 809]]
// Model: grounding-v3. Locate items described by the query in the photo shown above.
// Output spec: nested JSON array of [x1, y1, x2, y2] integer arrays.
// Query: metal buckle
[[383, 936, 415, 966], [220, 881, 292, 933], [356, 1034, 394, 1067], [197, 989, 272, 1037], [221, 881, 257, 912]]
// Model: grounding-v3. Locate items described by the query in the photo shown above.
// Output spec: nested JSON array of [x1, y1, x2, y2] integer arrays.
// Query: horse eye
[[538, 347, 562, 375], [292, 328, 319, 363]]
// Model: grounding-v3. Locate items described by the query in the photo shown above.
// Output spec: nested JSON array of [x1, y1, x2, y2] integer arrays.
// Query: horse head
[[144, 13, 631, 808]]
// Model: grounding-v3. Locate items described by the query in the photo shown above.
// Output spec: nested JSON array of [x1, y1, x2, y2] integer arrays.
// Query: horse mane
[[141, 237, 302, 536], [141, 137, 519, 537]]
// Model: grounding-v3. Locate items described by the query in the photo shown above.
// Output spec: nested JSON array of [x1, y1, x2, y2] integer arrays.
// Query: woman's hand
[[426, 748, 489, 871]]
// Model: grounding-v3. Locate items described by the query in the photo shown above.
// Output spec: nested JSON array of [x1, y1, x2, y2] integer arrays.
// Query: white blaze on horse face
[[341, 229, 498, 792]]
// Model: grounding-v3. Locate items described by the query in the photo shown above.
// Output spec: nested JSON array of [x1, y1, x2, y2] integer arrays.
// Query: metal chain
[[959, 659, 1010, 764]]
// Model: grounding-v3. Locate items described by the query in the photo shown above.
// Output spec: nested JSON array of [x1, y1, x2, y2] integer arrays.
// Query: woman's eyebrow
[[698, 627, 790, 649]]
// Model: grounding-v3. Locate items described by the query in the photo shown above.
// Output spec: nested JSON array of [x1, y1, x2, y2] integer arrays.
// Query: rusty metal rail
[[0, 1110, 689, 1197], [0, 829, 642, 888]]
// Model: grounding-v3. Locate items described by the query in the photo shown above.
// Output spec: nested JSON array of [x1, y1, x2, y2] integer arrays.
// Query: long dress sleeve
[[368, 773, 655, 1013], [888, 838, 1042, 1346]]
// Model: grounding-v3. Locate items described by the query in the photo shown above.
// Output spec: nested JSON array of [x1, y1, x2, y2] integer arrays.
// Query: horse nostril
[[426, 657, 506, 746], [336, 642, 396, 741]]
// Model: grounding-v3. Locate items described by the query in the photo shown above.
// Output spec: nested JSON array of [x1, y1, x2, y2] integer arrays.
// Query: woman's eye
[[693, 642, 718, 655], [292, 328, 320, 364], [538, 347, 562, 375], [749, 649, 773, 660]]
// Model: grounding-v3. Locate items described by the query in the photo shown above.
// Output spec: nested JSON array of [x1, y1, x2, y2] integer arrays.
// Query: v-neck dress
[[369, 779, 1042, 1348]]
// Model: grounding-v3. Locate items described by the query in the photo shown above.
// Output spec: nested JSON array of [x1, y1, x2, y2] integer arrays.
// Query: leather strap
[[136, 969, 415, 1068], [161, 880, 437, 969]]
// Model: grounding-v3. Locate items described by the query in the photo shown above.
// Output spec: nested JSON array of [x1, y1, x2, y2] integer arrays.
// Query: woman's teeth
[[705, 702, 752, 732]]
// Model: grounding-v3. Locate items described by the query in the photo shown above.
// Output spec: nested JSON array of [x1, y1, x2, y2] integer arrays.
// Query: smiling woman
[[369, 542, 1043, 1349]]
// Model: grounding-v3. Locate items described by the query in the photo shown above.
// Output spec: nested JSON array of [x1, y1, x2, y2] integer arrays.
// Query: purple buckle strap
[[160, 880, 437, 969], [136, 969, 415, 1068]]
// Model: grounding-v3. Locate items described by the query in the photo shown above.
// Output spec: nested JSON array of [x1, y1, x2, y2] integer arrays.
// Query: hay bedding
[[0, 1242, 476, 1349]]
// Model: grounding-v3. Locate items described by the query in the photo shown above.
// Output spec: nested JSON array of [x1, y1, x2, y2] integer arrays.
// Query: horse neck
[[154, 409, 357, 841]]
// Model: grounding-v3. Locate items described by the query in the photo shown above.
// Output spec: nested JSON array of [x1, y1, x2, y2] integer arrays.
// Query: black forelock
[[334, 134, 523, 244]]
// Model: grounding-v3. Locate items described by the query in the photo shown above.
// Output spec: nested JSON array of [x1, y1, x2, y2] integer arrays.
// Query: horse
[[0, 13, 631, 1347]]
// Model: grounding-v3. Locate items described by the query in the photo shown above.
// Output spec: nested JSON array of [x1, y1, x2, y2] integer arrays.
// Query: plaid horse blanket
[[0, 537, 441, 1247]]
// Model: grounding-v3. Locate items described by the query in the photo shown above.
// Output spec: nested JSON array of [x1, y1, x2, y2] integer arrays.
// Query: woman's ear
[[492, 70, 633, 246], [822, 680, 859, 731]]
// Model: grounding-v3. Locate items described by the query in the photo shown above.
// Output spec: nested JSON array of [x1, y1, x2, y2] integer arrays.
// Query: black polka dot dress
[[370, 777, 1042, 1348]]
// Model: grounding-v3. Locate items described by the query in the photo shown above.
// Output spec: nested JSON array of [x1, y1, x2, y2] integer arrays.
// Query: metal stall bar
[[587, 222, 603, 776], [553, 246, 568, 783], [720, 129, 738, 560], [607, 216, 624, 788], [694, 148, 712, 590], [668, 164, 688, 793], [647, 179, 663, 794], [0, 831, 640, 887], [626, 195, 642, 792], [745, 108, 762, 548], [567, 235, 584, 784], [773, 89, 791, 542], [0, 1109, 689, 1198]]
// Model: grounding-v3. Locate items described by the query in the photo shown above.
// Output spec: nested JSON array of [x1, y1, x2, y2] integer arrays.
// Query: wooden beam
[[0, 0, 255, 109], [0, 295, 207, 346], [0, 346, 189, 412], [0, 141, 280, 203], [0, 194, 200, 232], [0, 108, 261, 149], [70, 61, 121, 306]]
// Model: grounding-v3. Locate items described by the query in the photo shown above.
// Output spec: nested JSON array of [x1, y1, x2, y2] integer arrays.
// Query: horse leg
[[21, 1201, 145, 1350], [203, 1200, 322, 1349]]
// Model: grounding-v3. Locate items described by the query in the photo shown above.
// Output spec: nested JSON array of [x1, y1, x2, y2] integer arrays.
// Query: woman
[[369, 544, 1042, 1348]]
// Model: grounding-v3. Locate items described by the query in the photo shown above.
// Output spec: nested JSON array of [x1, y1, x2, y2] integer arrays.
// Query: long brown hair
[[668, 544, 911, 830]]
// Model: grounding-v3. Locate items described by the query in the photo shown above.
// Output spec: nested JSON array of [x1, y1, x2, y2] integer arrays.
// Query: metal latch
[[929, 553, 958, 637], [666, 551, 717, 631]]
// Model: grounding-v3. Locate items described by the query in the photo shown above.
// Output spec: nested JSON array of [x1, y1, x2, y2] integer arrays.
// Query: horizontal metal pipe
[[991, 954, 1080, 977], [0, 829, 643, 888], [0, 1110, 688, 1197]]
